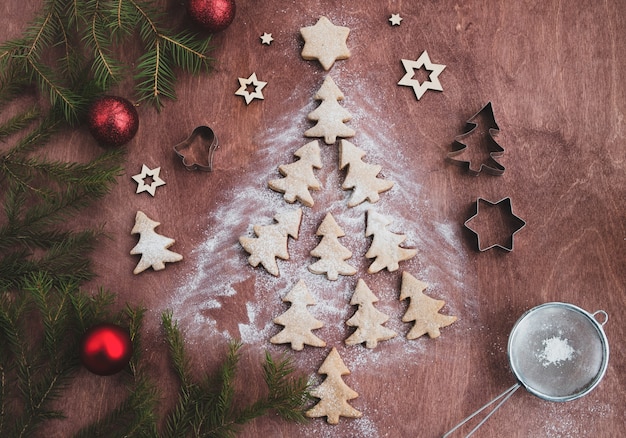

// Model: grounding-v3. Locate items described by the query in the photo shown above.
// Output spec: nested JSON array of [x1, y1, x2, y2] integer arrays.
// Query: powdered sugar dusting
[[165, 69, 471, 435], [536, 336, 577, 367]]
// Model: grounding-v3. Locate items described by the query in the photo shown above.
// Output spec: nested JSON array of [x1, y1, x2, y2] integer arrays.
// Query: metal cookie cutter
[[443, 302, 609, 437], [447, 102, 505, 176], [173, 126, 219, 171], [464, 197, 526, 252]]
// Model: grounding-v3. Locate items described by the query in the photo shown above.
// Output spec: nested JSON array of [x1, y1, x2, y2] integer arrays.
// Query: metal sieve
[[443, 302, 609, 437]]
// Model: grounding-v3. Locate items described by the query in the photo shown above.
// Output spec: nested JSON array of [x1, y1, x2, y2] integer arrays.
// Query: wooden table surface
[[4, 1, 625, 437]]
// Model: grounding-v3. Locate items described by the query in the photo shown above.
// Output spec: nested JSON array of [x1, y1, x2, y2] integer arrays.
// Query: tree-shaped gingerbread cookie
[[339, 139, 394, 207], [239, 208, 302, 276], [345, 279, 397, 348], [270, 279, 326, 351], [400, 272, 457, 339], [306, 347, 362, 424], [365, 209, 416, 273], [130, 211, 183, 274], [305, 76, 355, 145], [309, 213, 356, 280], [268, 140, 322, 207]]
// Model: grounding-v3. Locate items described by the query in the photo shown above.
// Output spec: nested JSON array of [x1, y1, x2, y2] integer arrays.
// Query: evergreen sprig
[[0, 273, 105, 437], [0, 97, 125, 290], [0, 275, 311, 437], [0, 0, 213, 121], [162, 312, 312, 438]]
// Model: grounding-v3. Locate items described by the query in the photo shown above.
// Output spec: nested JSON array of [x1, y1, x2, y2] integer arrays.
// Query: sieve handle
[[592, 310, 608, 326], [442, 383, 521, 438]]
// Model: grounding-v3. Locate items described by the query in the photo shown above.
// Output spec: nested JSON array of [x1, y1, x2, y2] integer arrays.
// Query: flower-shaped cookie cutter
[[464, 197, 526, 252], [173, 126, 219, 171]]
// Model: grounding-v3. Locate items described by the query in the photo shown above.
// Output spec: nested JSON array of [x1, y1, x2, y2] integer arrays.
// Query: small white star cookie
[[398, 51, 446, 100], [235, 72, 267, 104], [132, 164, 165, 196], [389, 14, 403, 26], [260, 32, 274, 45]]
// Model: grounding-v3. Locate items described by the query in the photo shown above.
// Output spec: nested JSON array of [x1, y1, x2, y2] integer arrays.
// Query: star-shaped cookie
[[260, 32, 273, 45], [131, 164, 165, 196], [300, 16, 350, 70], [389, 14, 403, 26], [235, 72, 267, 105], [398, 51, 446, 100]]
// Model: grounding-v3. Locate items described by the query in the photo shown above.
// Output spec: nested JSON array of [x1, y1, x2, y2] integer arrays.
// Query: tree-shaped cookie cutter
[[173, 126, 219, 171], [447, 102, 505, 176]]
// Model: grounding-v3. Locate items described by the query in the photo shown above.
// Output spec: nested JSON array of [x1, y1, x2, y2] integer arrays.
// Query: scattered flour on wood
[[164, 68, 473, 437]]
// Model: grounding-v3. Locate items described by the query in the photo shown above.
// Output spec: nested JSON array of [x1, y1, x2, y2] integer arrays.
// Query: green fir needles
[[0, 0, 213, 121], [0, 273, 311, 437], [0, 109, 124, 290], [162, 313, 311, 438]]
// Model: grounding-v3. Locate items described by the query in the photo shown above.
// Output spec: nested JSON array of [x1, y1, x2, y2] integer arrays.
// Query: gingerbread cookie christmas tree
[[268, 140, 322, 207], [270, 279, 326, 351], [239, 208, 302, 276], [309, 213, 356, 280], [130, 211, 182, 274], [365, 209, 417, 273], [306, 347, 362, 424], [345, 279, 397, 348], [305, 76, 355, 145], [339, 139, 394, 207], [400, 272, 457, 339]]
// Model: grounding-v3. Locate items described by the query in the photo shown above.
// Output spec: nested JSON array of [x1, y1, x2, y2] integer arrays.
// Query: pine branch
[[162, 311, 192, 386], [73, 305, 160, 438], [0, 107, 39, 140], [134, 39, 176, 109], [2, 112, 60, 159], [127, 0, 212, 109], [67, 287, 115, 333], [82, 0, 124, 89], [1, 0, 213, 119], [216, 341, 241, 425], [26, 58, 85, 123], [0, 275, 80, 437], [0, 107, 124, 290]]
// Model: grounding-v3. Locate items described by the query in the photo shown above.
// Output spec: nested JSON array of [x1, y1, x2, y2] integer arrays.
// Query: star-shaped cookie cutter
[[447, 102, 505, 176], [464, 197, 526, 252], [131, 164, 166, 196], [173, 126, 219, 171]]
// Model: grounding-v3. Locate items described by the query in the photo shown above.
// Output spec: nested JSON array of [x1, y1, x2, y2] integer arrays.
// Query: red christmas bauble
[[79, 323, 133, 376], [87, 95, 139, 147], [187, 0, 236, 33]]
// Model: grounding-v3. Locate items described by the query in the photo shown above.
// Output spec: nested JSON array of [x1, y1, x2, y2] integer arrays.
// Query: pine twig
[[0, 107, 40, 140]]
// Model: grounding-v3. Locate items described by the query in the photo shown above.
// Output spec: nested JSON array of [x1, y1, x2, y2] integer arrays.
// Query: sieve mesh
[[508, 303, 607, 401]]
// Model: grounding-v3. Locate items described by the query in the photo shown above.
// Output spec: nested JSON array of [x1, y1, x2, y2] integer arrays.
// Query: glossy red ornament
[[79, 323, 133, 376], [87, 95, 139, 147], [187, 0, 236, 33]]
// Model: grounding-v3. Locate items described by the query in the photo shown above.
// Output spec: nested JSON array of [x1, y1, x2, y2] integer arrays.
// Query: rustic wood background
[[3, 0, 625, 437]]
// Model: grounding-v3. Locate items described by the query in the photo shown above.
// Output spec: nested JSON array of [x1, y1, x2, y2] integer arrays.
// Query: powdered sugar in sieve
[[443, 302, 609, 437]]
